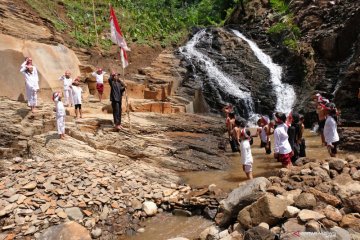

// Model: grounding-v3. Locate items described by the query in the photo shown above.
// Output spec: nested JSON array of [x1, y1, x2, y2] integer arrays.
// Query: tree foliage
[[27, 0, 238, 48]]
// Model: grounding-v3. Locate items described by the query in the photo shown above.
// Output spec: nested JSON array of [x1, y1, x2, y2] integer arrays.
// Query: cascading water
[[232, 30, 295, 114], [179, 29, 256, 118]]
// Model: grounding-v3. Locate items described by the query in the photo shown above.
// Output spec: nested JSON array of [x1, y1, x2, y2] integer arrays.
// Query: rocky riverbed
[[0, 97, 230, 239]]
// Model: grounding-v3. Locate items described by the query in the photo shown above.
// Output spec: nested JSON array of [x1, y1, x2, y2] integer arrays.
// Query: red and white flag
[[110, 6, 130, 68]]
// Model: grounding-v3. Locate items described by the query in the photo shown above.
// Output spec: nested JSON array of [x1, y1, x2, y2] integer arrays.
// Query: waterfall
[[232, 30, 295, 114], [179, 29, 256, 118]]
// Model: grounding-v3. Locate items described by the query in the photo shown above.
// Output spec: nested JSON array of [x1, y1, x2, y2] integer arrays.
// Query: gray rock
[[172, 209, 192, 217], [331, 226, 351, 240], [38, 221, 91, 240], [64, 207, 83, 221], [91, 228, 102, 238], [294, 193, 316, 209], [244, 226, 275, 240], [216, 177, 270, 227], [204, 207, 217, 220], [329, 158, 347, 172]]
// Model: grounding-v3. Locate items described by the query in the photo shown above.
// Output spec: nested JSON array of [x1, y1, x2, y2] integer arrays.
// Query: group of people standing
[[20, 58, 127, 139], [223, 99, 333, 179]]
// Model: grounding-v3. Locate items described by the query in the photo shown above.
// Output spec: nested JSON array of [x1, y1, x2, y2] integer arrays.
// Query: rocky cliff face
[[225, 0, 360, 125]]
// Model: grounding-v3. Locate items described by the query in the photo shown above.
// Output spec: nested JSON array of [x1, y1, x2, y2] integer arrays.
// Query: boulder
[[330, 226, 351, 240], [324, 205, 343, 222], [0, 34, 85, 101], [343, 194, 360, 213], [38, 221, 91, 240], [298, 209, 326, 222], [142, 201, 157, 216], [244, 226, 275, 240], [329, 158, 347, 172], [282, 218, 306, 233], [352, 170, 360, 180], [64, 207, 83, 221], [307, 188, 341, 207], [258, 222, 269, 230], [199, 225, 220, 240], [294, 193, 317, 209], [91, 228, 102, 238], [340, 213, 360, 232], [237, 194, 288, 229], [215, 177, 270, 227], [334, 176, 360, 199], [284, 206, 300, 218], [305, 220, 321, 232]]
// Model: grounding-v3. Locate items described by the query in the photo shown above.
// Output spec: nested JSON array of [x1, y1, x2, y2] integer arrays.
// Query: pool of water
[[122, 213, 213, 240], [179, 129, 360, 191]]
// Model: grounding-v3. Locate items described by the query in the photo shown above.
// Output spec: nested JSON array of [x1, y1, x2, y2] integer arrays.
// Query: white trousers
[[57, 116, 65, 134], [25, 84, 37, 107], [64, 89, 73, 106]]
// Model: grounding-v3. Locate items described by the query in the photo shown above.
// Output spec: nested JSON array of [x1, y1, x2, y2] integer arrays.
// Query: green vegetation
[[26, 0, 239, 49], [267, 0, 300, 52]]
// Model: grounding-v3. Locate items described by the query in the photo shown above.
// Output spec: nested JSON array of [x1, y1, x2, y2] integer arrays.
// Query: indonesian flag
[[110, 6, 130, 69]]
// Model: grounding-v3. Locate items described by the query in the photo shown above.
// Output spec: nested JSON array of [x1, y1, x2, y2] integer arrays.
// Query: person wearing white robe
[[20, 60, 39, 112], [53, 92, 66, 139], [59, 71, 73, 106], [71, 80, 83, 119]]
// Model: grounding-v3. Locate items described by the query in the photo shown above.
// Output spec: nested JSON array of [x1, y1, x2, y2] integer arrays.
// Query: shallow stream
[[124, 129, 360, 240]]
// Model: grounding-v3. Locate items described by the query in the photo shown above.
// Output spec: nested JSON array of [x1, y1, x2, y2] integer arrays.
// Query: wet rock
[[204, 207, 217, 220], [294, 193, 316, 209], [284, 206, 300, 218], [173, 209, 192, 217], [38, 221, 91, 240], [298, 209, 325, 222], [143, 201, 157, 216], [64, 207, 83, 221], [91, 228, 102, 238], [237, 194, 288, 229], [199, 225, 220, 240], [244, 226, 275, 240], [216, 177, 270, 227]]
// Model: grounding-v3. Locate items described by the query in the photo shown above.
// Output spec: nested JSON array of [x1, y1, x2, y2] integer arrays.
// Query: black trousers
[[111, 101, 122, 125]]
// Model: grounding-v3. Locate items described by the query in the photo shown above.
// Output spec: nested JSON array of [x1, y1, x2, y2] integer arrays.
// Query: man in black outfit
[[108, 72, 126, 130]]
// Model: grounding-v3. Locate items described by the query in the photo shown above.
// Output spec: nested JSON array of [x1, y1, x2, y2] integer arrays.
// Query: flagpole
[[92, 0, 99, 46], [122, 60, 131, 132]]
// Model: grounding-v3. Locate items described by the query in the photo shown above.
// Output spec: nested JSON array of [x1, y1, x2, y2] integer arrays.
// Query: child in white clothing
[[59, 71, 73, 107], [71, 78, 83, 119], [53, 92, 66, 139], [235, 119, 254, 180]]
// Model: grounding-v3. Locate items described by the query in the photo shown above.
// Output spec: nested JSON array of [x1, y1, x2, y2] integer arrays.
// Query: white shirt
[[260, 127, 268, 143], [59, 76, 73, 90], [274, 123, 292, 154], [72, 86, 83, 105], [92, 71, 106, 84], [324, 116, 339, 144], [56, 101, 65, 118], [240, 139, 253, 165], [20, 62, 39, 90]]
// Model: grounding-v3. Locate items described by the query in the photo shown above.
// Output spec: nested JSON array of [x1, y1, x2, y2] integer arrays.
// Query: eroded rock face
[[0, 34, 83, 101]]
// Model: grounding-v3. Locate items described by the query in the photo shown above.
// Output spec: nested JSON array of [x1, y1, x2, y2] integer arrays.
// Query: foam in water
[[179, 29, 256, 117], [232, 30, 295, 114]]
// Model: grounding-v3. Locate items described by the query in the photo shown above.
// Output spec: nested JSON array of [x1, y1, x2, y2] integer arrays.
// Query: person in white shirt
[[235, 119, 254, 180], [59, 71, 73, 107], [20, 58, 39, 113], [92, 68, 106, 102], [324, 103, 340, 157], [52, 92, 66, 139], [71, 78, 83, 119], [273, 112, 293, 169]]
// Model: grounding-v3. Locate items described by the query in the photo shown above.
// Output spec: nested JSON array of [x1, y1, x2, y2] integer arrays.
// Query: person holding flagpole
[[108, 71, 126, 130], [109, 5, 131, 129]]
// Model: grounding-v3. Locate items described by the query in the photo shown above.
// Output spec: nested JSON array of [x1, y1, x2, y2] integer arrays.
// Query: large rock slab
[[38, 221, 91, 240], [215, 177, 270, 227], [237, 194, 288, 229], [0, 34, 85, 101]]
